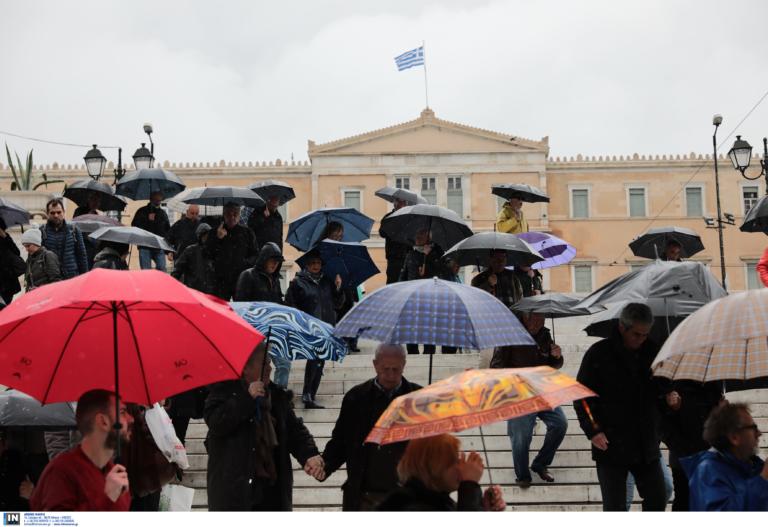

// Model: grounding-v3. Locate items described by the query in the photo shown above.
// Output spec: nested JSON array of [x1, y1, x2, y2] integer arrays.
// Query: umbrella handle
[[581, 399, 598, 431], [111, 301, 122, 461], [478, 426, 493, 486]]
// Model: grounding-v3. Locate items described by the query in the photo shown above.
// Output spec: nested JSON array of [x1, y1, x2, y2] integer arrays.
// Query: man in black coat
[[380, 198, 410, 284], [0, 218, 23, 304], [131, 191, 170, 271], [233, 242, 284, 303], [204, 202, 259, 300], [171, 223, 216, 295], [574, 303, 667, 511], [320, 344, 421, 510], [204, 343, 324, 511], [166, 204, 200, 259], [248, 195, 284, 250], [471, 249, 524, 308]]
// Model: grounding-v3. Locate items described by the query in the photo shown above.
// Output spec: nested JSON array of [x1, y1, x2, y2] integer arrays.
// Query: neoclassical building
[[2, 108, 764, 292]]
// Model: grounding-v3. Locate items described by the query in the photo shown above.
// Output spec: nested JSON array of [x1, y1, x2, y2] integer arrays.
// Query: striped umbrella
[[517, 232, 576, 270]]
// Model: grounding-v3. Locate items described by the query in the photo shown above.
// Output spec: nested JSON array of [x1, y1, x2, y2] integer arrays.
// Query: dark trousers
[[302, 359, 325, 401], [670, 465, 689, 511], [130, 491, 161, 511], [407, 344, 435, 355], [596, 459, 667, 511], [386, 259, 404, 284]]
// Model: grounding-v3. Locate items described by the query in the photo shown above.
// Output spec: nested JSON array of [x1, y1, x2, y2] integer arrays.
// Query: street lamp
[[84, 123, 156, 185], [728, 135, 768, 191], [710, 114, 728, 291], [132, 143, 154, 170], [83, 144, 106, 180]]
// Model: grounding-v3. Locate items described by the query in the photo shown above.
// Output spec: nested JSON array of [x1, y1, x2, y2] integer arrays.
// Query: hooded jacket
[[285, 269, 344, 324], [92, 247, 129, 270], [25, 247, 62, 291], [204, 222, 259, 300], [233, 242, 284, 303], [171, 223, 216, 295]]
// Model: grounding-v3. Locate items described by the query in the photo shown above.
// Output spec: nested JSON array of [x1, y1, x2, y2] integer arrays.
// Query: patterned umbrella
[[652, 289, 768, 391], [516, 232, 576, 270], [231, 301, 348, 362], [366, 366, 594, 444]]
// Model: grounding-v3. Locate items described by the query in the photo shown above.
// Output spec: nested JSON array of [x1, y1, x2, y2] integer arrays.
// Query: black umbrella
[[63, 178, 127, 212], [629, 226, 704, 259], [90, 226, 174, 252], [70, 214, 122, 234], [179, 186, 265, 208], [512, 292, 597, 341], [741, 195, 768, 234], [375, 186, 428, 205], [491, 183, 550, 203], [248, 179, 296, 205], [0, 197, 30, 227], [0, 389, 76, 428], [444, 232, 543, 267], [115, 168, 186, 200], [379, 204, 473, 250]]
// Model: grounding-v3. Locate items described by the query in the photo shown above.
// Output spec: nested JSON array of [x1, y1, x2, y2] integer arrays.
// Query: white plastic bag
[[159, 484, 195, 512], [144, 403, 189, 469]]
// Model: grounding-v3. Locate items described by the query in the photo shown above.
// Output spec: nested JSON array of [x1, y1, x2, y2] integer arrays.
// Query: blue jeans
[[272, 356, 291, 388], [506, 406, 567, 481], [625, 457, 673, 510], [138, 247, 166, 271]]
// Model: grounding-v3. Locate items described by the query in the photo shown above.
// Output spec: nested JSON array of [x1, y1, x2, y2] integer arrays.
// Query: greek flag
[[394, 46, 425, 71]]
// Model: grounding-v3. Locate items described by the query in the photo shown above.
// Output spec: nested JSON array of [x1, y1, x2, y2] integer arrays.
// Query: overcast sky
[[2, 0, 768, 167]]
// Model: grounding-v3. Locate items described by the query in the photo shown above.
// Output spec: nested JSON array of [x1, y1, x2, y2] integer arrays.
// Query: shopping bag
[[159, 484, 195, 512], [144, 403, 189, 469]]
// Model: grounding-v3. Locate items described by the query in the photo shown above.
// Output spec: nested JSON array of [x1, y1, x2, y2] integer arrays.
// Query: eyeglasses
[[739, 424, 760, 432]]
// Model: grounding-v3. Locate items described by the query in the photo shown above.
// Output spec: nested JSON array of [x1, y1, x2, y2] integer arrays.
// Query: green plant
[[4, 143, 64, 190]]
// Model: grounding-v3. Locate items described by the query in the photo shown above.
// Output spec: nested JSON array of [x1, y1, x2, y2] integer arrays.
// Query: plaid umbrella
[[517, 232, 576, 270], [652, 289, 768, 390]]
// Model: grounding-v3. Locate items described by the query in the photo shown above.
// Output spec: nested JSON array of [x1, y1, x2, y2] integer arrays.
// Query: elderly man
[[496, 197, 528, 234], [682, 402, 768, 511], [40, 198, 88, 279], [30, 390, 134, 511], [379, 198, 411, 284], [166, 204, 200, 258], [320, 344, 422, 511], [204, 202, 259, 300], [131, 191, 170, 271], [574, 303, 667, 511]]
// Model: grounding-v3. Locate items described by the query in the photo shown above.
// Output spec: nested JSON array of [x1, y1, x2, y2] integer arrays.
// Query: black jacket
[[171, 243, 216, 295], [660, 380, 722, 467], [131, 203, 170, 237], [322, 377, 422, 510], [91, 247, 129, 270], [204, 381, 319, 511], [513, 268, 543, 297], [233, 243, 284, 303], [166, 217, 200, 256], [471, 269, 524, 309], [247, 206, 284, 251], [377, 479, 483, 511], [490, 326, 563, 369], [0, 235, 23, 300], [399, 244, 447, 282], [379, 210, 411, 262], [285, 270, 344, 324], [204, 224, 259, 300], [574, 332, 663, 465]]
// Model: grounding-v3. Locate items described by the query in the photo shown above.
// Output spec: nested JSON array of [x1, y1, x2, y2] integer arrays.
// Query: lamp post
[[728, 134, 768, 193], [83, 123, 156, 184], [711, 114, 728, 291]]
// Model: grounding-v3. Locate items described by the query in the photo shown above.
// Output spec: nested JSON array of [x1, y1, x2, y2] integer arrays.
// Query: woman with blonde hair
[[377, 434, 506, 511]]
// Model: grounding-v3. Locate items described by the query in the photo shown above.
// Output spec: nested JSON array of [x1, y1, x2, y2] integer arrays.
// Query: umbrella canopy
[[0, 197, 30, 228], [335, 277, 535, 350], [0, 389, 76, 428], [0, 269, 264, 405], [296, 240, 379, 289], [375, 186, 428, 206], [741, 195, 768, 234], [69, 214, 122, 234], [629, 226, 704, 259], [379, 204, 473, 251], [90, 225, 174, 252], [286, 207, 374, 252], [248, 179, 296, 205], [115, 168, 186, 200], [179, 186, 265, 208], [491, 183, 550, 203], [652, 289, 768, 390], [63, 178, 127, 212], [517, 232, 576, 270], [584, 299, 689, 341], [512, 293, 595, 318], [444, 232, 543, 268], [366, 366, 594, 444], [231, 301, 348, 362]]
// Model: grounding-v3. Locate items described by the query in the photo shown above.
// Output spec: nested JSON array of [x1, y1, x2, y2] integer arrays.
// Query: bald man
[[166, 204, 201, 260]]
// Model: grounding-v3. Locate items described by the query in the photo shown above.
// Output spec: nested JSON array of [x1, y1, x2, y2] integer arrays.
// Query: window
[[743, 186, 759, 215], [343, 190, 361, 211], [395, 177, 410, 190], [421, 176, 436, 205], [685, 187, 703, 217], [746, 262, 764, 290], [447, 176, 463, 217], [628, 187, 646, 217], [573, 265, 593, 293], [570, 188, 590, 218]]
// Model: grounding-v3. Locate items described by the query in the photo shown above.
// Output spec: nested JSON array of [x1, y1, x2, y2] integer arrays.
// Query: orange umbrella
[[366, 366, 595, 445]]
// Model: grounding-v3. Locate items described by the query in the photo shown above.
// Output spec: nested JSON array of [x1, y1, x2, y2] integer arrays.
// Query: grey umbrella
[[179, 186, 265, 208], [741, 194, 768, 234], [115, 168, 186, 200], [375, 186, 428, 205], [90, 225, 174, 252], [444, 232, 543, 267], [512, 292, 598, 341], [0, 389, 76, 428], [0, 197, 30, 227], [70, 213, 122, 234], [584, 299, 690, 342], [379, 204, 473, 250], [248, 180, 296, 205], [491, 183, 550, 203], [629, 226, 704, 259], [63, 178, 127, 212]]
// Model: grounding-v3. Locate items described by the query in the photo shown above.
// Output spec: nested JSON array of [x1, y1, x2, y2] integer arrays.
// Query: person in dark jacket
[[471, 250, 524, 309], [247, 195, 284, 251], [660, 240, 683, 262], [204, 343, 324, 511], [22, 229, 61, 291], [320, 222, 361, 353], [72, 191, 102, 218], [0, 218, 24, 304], [166, 204, 200, 261], [234, 242, 284, 303], [681, 402, 768, 511], [491, 311, 566, 487], [91, 242, 129, 270], [205, 202, 259, 300], [376, 434, 505, 512], [573, 303, 667, 511], [285, 251, 343, 409], [40, 198, 88, 279], [171, 223, 216, 295], [513, 265, 543, 297], [320, 344, 421, 510], [380, 198, 410, 284], [166, 386, 208, 446], [131, 191, 170, 271]]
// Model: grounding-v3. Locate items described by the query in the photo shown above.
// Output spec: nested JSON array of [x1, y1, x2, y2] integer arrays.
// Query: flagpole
[[422, 40, 429, 109]]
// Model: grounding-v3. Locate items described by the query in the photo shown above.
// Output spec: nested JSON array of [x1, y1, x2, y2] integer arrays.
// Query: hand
[[148, 213, 156, 222], [591, 432, 609, 451], [418, 265, 426, 277], [248, 381, 266, 399], [488, 274, 498, 287], [216, 223, 227, 239], [482, 485, 506, 511], [304, 455, 325, 481], [666, 391, 682, 411], [19, 476, 34, 500], [104, 464, 129, 502], [457, 451, 484, 483], [263, 208, 270, 217], [334, 274, 342, 290], [550, 343, 562, 359]]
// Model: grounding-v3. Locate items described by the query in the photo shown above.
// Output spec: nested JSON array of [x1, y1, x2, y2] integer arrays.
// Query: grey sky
[[2, 0, 768, 167]]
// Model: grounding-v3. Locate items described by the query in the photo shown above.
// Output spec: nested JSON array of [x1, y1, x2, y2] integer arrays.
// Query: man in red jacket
[[30, 390, 133, 511], [757, 247, 768, 287]]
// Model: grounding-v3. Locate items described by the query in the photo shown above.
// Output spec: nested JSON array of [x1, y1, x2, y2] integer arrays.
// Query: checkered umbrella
[[652, 289, 768, 391]]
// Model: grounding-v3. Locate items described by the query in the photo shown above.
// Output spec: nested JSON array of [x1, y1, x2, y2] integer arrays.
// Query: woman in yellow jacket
[[496, 198, 528, 234]]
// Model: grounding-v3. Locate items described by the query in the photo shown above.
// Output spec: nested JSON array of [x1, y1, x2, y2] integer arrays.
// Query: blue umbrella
[[286, 207, 374, 252], [115, 168, 186, 200], [231, 301, 348, 362], [517, 232, 576, 270], [296, 240, 380, 289]]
